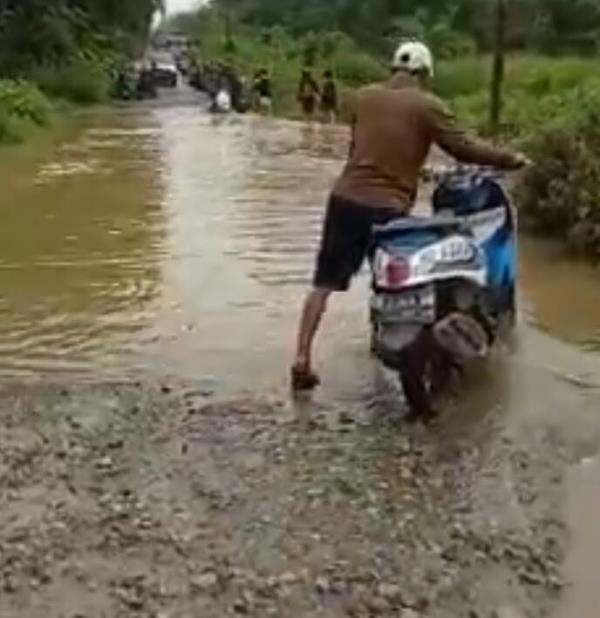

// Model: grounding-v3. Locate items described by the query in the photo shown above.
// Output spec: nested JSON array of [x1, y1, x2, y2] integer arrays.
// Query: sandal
[[291, 366, 321, 391], [405, 407, 439, 426]]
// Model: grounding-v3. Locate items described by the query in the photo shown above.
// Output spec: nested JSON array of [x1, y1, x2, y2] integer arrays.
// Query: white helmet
[[215, 89, 232, 112], [392, 41, 434, 77]]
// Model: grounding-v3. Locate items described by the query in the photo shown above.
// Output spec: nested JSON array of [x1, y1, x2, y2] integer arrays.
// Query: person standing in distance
[[253, 68, 273, 114], [297, 68, 320, 119], [320, 69, 339, 124], [291, 41, 530, 390]]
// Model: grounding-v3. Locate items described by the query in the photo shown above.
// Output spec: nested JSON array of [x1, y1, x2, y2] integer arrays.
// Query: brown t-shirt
[[334, 75, 519, 212]]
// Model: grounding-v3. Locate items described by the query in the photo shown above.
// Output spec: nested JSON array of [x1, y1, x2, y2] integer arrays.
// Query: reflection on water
[[0, 112, 166, 377], [520, 237, 600, 342], [0, 101, 599, 390]]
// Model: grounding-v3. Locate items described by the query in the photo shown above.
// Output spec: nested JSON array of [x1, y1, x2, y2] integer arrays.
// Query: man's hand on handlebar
[[512, 152, 533, 170], [421, 156, 533, 181]]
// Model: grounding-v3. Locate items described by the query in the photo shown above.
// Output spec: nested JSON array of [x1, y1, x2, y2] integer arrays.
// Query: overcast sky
[[166, 0, 203, 14]]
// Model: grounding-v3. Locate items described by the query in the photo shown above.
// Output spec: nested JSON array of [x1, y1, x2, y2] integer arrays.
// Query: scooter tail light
[[376, 251, 411, 288]]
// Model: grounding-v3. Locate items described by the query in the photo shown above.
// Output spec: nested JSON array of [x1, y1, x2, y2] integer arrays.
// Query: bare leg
[[293, 288, 331, 382]]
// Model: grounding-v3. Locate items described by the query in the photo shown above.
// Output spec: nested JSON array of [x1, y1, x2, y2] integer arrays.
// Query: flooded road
[[1, 94, 600, 618], [0, 104, 357, 392], [2, 98, 600, 389], [2, 99, 600, 388]]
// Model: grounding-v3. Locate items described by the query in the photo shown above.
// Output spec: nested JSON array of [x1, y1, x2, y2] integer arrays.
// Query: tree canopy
[[0, 0, 164, 74], [211, 0, 600, 55]]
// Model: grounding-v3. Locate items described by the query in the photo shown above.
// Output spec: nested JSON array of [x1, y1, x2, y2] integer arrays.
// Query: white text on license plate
[[372, 287, 435, 322]]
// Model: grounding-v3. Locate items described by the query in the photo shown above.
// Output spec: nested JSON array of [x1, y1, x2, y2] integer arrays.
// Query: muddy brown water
[[1, 101, 600, 387], [1, 93, 600, 616]]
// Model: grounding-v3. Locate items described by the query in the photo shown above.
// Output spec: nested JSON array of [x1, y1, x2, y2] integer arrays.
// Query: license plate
[[371, 286, 435, 323]]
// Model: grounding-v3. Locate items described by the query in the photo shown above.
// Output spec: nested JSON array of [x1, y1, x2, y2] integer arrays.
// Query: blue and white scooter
[[369, 166, 517, 420]]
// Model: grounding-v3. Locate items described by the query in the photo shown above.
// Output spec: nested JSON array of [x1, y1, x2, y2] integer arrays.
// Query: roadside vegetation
[[0, 0, 163, 143], [0, 80, 53, 143], [517, 112, 600, 259]]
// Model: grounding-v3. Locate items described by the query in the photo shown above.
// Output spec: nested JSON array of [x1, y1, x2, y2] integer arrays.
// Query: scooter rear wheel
[[398, 330, 450, 423]]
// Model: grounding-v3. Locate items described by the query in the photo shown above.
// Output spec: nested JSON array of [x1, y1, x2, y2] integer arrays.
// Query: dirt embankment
[[2, 370, 599, 618]]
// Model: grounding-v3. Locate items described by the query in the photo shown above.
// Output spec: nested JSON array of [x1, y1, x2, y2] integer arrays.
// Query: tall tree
[[0, 0, 164, 74]]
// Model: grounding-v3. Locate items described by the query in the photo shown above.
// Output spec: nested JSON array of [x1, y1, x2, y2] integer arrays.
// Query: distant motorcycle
[[369, 166, 517, 421], [209, 89, 233, 114], [135, 69, 158, 100], [152, 62, 178, 89], [112, 69, 137, 101]]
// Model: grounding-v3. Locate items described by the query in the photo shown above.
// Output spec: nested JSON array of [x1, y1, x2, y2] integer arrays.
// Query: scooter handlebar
[[420, 164, 507, 184]]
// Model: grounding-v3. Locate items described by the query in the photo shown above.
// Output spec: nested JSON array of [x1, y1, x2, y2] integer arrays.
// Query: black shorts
[[313, 194, 402, 291], [300, 96, 316, 115]]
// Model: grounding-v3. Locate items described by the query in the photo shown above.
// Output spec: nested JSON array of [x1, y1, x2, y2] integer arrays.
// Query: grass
[[438, 55, 600, 134]]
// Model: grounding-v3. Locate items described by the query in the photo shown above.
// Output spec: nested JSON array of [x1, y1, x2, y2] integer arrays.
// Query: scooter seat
[[372, 214, 467, 241]]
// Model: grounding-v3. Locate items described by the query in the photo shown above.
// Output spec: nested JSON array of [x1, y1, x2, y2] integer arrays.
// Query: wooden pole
[[490, 0, 507, 136], [225, 10, 233, 46], [220, 0, 234, 51]]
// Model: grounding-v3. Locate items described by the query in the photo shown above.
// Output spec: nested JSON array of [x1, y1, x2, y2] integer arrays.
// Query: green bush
[[31, 56, 111, 104], [436, 57, 487, 99], [320, 31, 353, 60], [516, 108, 600, 257], [331, 49, 386, 87], [0, 79, 52, 126], [0, 79, 53, 143], [0, 108, 26, 144]]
